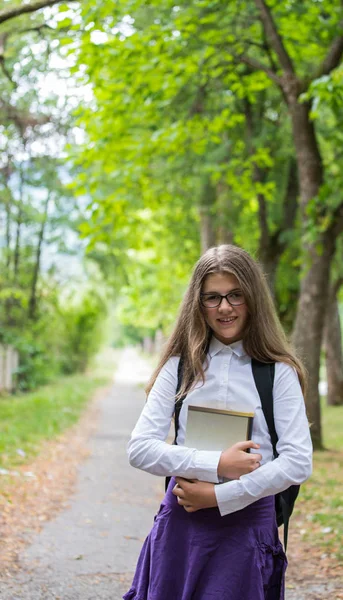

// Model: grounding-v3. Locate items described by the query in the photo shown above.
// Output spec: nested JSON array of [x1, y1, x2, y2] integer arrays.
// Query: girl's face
[[201, 272, 249, 345]]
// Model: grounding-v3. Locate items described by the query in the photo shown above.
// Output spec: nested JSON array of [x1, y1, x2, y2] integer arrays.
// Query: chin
[[216, 332, 241, 344]]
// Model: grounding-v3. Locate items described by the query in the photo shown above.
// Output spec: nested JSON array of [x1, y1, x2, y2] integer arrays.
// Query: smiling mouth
[[217, 317, 237, 323]]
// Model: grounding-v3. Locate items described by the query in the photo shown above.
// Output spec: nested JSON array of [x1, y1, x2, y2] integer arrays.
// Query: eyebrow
[[202, 288, 242, 294]]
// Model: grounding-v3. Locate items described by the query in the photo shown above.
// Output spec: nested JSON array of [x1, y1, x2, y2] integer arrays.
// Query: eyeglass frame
[[200, 291, 246, 308]]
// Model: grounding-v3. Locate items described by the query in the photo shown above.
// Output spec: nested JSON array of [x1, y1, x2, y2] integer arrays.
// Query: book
[[184, 404, 254, 452]]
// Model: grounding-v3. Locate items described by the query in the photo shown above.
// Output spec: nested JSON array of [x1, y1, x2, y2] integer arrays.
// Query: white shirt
[[127, 337, 313, 516]]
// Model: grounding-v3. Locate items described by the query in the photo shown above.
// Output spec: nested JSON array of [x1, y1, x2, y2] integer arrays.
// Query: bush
[[59, 290, 107, 374], [1, 288, 107, 391]]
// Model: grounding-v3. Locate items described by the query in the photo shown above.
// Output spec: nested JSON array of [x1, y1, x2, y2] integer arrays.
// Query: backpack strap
[[165, 356, 186, 491], [251, 359, 277, 457], [173, 356, 185, 444], [251, 359, 292, 550]]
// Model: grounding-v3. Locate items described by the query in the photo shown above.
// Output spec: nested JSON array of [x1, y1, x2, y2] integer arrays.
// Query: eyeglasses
[[200, 291, 245, 308]]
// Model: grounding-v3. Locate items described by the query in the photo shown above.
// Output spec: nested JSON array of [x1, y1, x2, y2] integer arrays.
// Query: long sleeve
[[127, 357, 221, 483], [215, 362, 313, 515]]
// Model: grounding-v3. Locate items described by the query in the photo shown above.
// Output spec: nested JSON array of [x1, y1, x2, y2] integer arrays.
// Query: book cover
[[184, 405, 254, 452]]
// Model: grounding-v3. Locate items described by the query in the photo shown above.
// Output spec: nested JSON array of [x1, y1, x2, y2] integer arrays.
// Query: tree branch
[[316, 26, 343, 78], [282, 157, 298, 231], [254, 166, 270, 244], [239, 54, 282, 84], [0, 99, 51, 134], [0, 0, 78, 25], [0, 33, 17, 88], [0, 56, 16, 87], [244, 98, 271, 245], [17, 23, 54, 35], [330, 201, 343, 238], [263, 158, 298, 256], [253, 0, 295, 73], [261, 27, 279, 74]]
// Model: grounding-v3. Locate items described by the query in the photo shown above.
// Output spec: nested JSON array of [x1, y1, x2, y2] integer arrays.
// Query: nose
[[218, 297, 233, 311]]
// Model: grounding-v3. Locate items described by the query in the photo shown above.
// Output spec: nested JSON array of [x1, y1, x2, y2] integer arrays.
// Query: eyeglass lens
[[201, 292, 244, 307]]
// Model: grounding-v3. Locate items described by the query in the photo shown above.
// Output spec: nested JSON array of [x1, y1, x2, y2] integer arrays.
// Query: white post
[[0, 345, 19, 392], [0, 345, 4, 392]]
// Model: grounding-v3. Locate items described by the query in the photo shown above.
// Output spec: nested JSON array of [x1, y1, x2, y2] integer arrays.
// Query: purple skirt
[[123, 478, 287, 600]]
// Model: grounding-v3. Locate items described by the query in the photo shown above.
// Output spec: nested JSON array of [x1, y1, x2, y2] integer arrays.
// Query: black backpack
[[165, 356, 300, 551]]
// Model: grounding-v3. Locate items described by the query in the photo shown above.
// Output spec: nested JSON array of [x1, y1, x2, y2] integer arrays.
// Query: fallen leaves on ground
[[286, 449, 343, 591], [0, 386, 110, 575]]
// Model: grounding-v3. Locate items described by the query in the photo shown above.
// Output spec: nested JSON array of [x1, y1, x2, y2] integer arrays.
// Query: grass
[[322, 402, 343, 450], [293, 400, 343, 565], [0, 348, 117, 471]]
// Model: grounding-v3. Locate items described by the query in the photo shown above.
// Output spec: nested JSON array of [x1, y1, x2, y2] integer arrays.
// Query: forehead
[[202, 272, 240, 292]]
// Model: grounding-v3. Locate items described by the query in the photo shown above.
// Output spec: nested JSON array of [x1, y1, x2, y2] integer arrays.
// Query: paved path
[[0, 348, 161, 599], [0, 348, 341, 599]]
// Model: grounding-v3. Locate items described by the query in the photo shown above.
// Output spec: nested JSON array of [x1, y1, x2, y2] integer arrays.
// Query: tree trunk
[[216, 182, 233, 246], [289, 99, 323, 213], [255, 171, 280, 294], [250, 1, 343, 448], [217, 225, 233, 246], [13, 166, 26, 281], [259, 251, 279, 293], [245, 98, 299, 295], [3, 193, 13, 324], [5, 194, 11, 274], [258, 158, 299, 294], [289, 94, 327, 449], [28, 194, 50, 320], [292, 234, 336, 447], [13, 203, 22, 281], [289, 98, 343, 445], [287, 89, 329, 447], [324, 286, 343, 406], [199, 179, 216, 253], [199, 210, 216, 253]]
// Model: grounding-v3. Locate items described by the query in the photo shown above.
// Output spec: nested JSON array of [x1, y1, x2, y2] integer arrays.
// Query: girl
[[123, 244, 312, 600]]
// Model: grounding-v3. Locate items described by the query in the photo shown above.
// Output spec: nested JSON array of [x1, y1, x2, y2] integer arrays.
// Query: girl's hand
[[217, 441, 262, 479], [172, 478, 217, 512]]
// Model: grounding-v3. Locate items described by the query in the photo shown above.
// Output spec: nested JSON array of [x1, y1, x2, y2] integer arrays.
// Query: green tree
[[73, 2, 299, 322], [73, 1, 343, 446], [0, 0, 108, 389]]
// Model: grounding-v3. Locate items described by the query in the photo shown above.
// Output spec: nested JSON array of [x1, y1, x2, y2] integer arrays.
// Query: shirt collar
[[209, 336, 247, 358]]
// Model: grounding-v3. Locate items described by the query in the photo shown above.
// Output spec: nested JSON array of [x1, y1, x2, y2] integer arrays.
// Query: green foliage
[[1, 284, 107, 391], [0, 2, 109, 390], [8, 331, 62, 391], [59, 289, 108, 374], [0, 370, 110, 471], [2, 0, 343, 356], [74, 0, 343, 335]]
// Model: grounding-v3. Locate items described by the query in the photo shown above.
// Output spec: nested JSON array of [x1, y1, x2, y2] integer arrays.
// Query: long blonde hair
[[146, 245, 307, 399]]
